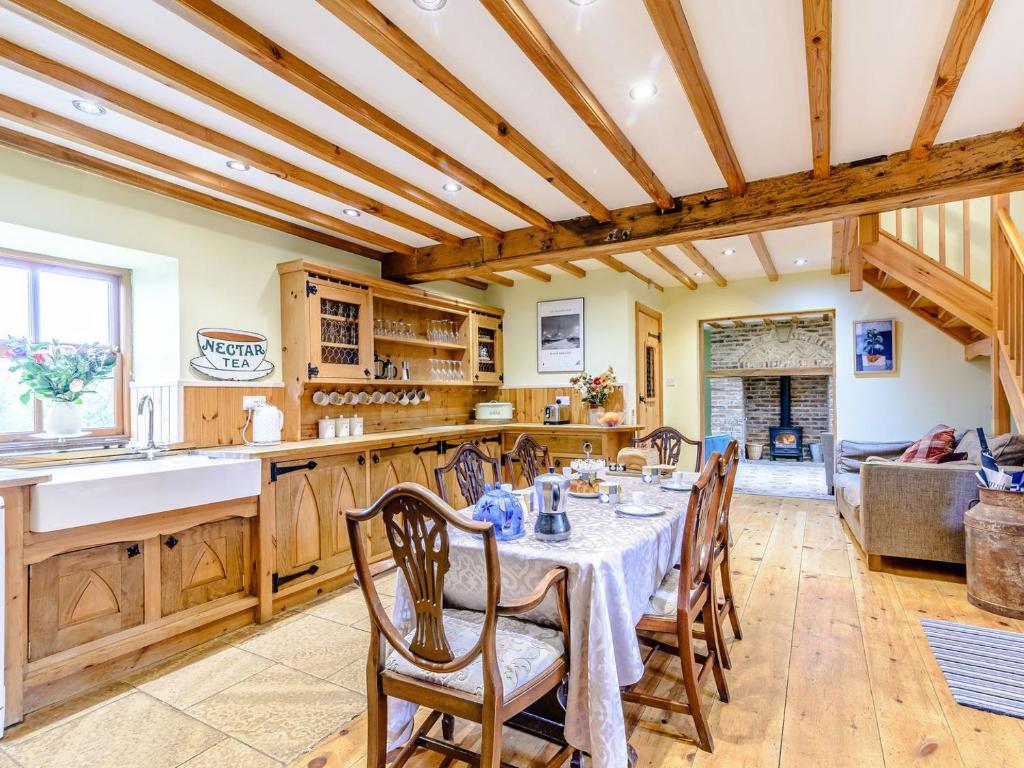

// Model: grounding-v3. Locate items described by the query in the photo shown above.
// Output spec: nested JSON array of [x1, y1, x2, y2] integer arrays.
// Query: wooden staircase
[[993, 207, 1024, 428]]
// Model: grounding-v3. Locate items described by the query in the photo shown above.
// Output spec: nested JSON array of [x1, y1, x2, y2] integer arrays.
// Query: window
[[0, 250, 130, 445]]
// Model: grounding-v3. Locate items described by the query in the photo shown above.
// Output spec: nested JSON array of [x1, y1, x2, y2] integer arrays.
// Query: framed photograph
[[537, 298, 584, 373], [853, 319, 897, 376]]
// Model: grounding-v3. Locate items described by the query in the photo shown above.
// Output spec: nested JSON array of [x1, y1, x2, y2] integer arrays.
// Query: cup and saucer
[[661, 471, 699, 492], [615, 490, 663, 518]]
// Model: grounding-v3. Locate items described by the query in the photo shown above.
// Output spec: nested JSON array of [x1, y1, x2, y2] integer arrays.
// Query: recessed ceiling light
[[569, 0, 597, 5], [342, 208, 361, 218], [225, 160, 250, 171], [721, 248, 735, 256], [442, 181, 462, 193], [694, 271, 705, 277], [72, 99, 106, 116], [629, 81, 658, 101], [793, 258, 809, 265], [413, 0, 446, 10]]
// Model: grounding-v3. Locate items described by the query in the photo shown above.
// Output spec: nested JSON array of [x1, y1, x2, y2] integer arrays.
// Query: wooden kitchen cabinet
[[28, 541, 145, 662], [160, 518, 246, 615], [306, 278, 374, 382], [470, 312, 503, 385], [272, 453, 368, 591], [368, 441, 441, 559]]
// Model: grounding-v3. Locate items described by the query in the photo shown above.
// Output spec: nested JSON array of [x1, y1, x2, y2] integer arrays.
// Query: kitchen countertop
[[0, 467, 52, 490], [204, 422, 643, 460]]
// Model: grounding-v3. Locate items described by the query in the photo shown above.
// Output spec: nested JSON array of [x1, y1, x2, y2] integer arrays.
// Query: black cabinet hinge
[[306, 281, 318, 296], [272, 565, 319, 593], [270, 460, 317, 482], [498, 322, 503, 331], [308, 363, 319, 379], [499, 374, 504, 382]]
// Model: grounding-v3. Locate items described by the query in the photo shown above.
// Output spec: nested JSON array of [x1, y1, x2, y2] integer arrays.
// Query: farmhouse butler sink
[[29, 454, 261, 532]]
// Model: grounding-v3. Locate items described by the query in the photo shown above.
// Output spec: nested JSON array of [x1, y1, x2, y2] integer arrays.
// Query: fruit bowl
[[599, 410, 624, 427]]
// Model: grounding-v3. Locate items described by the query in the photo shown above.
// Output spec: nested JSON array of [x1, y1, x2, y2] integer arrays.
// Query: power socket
[[242, 395, 267, 411]]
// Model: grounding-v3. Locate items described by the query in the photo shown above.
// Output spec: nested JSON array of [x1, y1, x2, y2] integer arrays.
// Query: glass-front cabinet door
[[470, 313, 503, 385], [307, 279, 373, 381]]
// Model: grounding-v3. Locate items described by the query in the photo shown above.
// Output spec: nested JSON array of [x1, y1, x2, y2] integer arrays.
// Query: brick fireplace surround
[[706, 316, 835, 461]]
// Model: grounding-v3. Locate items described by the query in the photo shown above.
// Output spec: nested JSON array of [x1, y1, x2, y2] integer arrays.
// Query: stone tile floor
[[0, 572, 399, 768]]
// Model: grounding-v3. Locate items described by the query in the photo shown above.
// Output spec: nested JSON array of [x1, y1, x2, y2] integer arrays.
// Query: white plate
[[615, 503, 663, 518], [568, 490, 600, 499], [660, 482, 691, 492], [190, 356, 274, 381]]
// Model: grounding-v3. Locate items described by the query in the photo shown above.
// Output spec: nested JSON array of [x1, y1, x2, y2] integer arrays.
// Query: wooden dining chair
[[502, 433, 552, 488], [345, 483, 574, 768], [622, 453, 730, 753], [434, 441, 502, 506], [632, 426, 703, 471]]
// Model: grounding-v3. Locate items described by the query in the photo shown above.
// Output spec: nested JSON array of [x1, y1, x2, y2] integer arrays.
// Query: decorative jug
[[534, 467, 571, 542], [473, 483, 525, 541]]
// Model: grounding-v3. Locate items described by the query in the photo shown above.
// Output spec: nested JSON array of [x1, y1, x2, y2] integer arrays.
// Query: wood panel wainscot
[[498, 385, 627, 424]]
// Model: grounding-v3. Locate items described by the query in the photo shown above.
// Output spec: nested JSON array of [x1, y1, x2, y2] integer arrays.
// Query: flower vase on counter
[[570, 366, 618, 426], [588, 407, 605, 426], [45, 401, 83, 436]]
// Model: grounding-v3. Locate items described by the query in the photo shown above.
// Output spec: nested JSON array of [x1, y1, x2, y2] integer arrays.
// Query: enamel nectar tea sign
[[190, 328, 274, 381]]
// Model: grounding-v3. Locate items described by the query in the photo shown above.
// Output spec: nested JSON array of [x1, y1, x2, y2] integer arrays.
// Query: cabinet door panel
[[308, 280, 373, 381], [470, 314, 503, 385], [29, 542, 145, 661], [367, 443, 439, 559], [161, 518, 245, 615]]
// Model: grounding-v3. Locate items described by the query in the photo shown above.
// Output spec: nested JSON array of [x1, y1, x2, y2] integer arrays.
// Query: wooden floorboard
[[289, 495, 1022, 768]]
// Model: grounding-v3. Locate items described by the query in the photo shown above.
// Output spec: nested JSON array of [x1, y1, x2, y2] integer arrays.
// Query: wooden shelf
[[373, 335, 467, 351]]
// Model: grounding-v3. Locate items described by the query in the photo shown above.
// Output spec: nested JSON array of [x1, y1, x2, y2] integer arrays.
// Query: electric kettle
[[250, 403, 283, 445]]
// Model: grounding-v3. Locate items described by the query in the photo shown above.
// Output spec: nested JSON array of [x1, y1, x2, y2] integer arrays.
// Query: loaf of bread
[[616, 446, 660, 471]]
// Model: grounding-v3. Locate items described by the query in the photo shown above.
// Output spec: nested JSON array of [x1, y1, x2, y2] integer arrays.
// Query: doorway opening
[[635, 303, 663, 430]]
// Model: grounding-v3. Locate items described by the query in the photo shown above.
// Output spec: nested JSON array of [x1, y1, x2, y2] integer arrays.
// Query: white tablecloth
[[388, 478, 689, 767]]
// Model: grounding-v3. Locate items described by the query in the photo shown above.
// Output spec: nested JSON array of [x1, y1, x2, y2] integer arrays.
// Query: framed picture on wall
[[537, 298, 584, 373], [853, 319, 897, 376]]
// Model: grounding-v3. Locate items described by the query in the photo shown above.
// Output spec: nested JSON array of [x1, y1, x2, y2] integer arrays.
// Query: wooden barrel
[[965, 487, 1024, 618]]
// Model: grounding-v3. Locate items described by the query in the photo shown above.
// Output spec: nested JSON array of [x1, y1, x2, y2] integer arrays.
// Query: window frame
[[0, 248, 132, 448]]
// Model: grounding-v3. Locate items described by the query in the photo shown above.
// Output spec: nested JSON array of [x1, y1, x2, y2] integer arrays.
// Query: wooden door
[[161, 518, 246, 615], [471, 313, 503, 385], [273, 453, 367, 590], [368, 441, 439, 558], [28, 541, 145, 661], [635, 303, 664, 429], [307, 278, 373, 381]]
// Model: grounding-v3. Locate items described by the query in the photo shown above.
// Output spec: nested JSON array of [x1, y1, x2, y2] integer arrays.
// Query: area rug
[[921, 618, 1024, 719], [732, 459, 832, 500]]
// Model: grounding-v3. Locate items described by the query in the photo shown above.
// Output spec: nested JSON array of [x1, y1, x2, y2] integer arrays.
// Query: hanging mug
[[312, 390, 329, 406]]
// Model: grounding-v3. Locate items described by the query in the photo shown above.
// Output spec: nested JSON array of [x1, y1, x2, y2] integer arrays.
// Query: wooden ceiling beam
[[315, 0, 610, 222], [1, 0, 504, 241], [596, 255, 664, 291], [0, 94, 410, 255], [830, 219, 845, 275], [479, 0, 673, 210], [383, 127, 1024, 281], [553, 261, 586, 278], [517, 266, 552, 282], [642, 0, 745, 195], [0, 37, 463, 248], [748, 233, 779, 282], [453, 277, 488, 291], [909, 0, 994, 159], [0, 125, 382, 259], [154, 0, 549, 233], [675, 242, 726, 287], [641, 248, 696, 289], [478, 271, 515, 288], [801, 0, 831, 179]]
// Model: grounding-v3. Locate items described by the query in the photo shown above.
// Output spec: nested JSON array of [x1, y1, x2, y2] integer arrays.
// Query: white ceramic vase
[[45, 401, 82, 436]]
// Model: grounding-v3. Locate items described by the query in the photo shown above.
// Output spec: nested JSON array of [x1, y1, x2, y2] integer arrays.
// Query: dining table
[[387, 475, 695, 768]]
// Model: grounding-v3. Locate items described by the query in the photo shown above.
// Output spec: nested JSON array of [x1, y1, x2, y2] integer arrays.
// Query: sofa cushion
[[836, 439, 913, 474], [897, 427, 956, 464], [955, 430, 1024, 466]]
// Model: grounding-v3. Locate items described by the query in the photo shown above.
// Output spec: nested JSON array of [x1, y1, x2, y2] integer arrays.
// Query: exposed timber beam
[[154, 0, 548, 233], [642, 0, 745, 195], [384, 127, 1024, 281], [478, 271, 515, 288], [454, 277, 489, 291], [517, 266, 552, 282], [675, 242, 726, 287], [553, 262, 587, 278], [909, 0, 994, 159], [801, 0, 831, 178], [747, 233, 778, 282], [0, 95, 418, 255], [479, 0, 673, 210], [641, 248, 697, 289], [0, 126, 381, 259], [830, 220, 845, 275], [317, 0, 610, 222], [596, 255, 664, 291], [0, 37, 461, 248], [964, 336, 992, 361], [1, 0, 503, 241]]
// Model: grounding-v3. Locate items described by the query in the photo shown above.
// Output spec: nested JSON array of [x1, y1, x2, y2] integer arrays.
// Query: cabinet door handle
[[554, 458, 561, 467], [371, 454, 380, 464], [126, 544, 141, 558], [164, 535, 179, 550], [363, 368, 371, 379], [357, 454, 366, 465]]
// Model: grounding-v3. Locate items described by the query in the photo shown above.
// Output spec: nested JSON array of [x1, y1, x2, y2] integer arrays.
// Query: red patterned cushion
[[897, 427, 956, 464]]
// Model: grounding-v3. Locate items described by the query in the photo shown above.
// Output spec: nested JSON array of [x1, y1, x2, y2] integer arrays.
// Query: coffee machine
[[543, 396, 571, 425]]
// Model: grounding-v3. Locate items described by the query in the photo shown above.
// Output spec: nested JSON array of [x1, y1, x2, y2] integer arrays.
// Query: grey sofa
[[821, 433, 980, 568]]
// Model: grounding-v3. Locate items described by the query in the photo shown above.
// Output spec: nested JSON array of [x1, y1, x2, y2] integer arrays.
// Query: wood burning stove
[[769, 376, 804, 461]]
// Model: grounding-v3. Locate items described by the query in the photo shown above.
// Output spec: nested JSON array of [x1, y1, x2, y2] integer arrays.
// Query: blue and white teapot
[[473, 483, 525, 541]]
